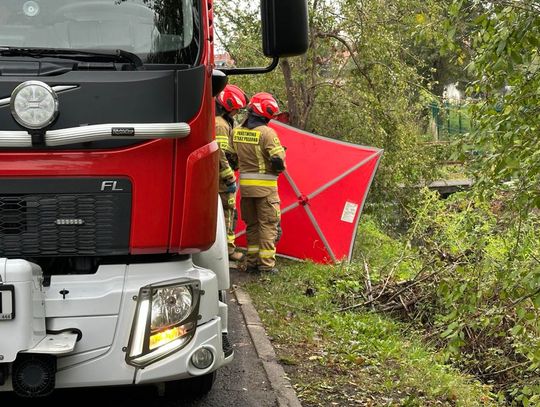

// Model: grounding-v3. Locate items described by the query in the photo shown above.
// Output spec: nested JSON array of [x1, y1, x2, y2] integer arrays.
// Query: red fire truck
[[0, 0, 308, 398]]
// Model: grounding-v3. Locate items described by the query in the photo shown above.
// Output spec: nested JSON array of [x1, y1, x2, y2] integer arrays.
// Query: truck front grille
[[0, 178, 131, 257], [0, 196, 27, 235]]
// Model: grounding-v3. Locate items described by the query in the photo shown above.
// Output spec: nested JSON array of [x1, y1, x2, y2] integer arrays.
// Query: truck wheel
[[163, 371, 216, 398]]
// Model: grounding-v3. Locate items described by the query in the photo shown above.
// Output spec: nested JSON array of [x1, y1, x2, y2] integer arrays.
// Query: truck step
[[23, 332, 78, 355]]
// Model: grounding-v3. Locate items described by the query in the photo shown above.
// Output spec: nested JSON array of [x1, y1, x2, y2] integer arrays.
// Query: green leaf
[[496, 39, 507, 56], [533, 293, 540, 309], [528, 36, 540, 48], [510, 50, 522, 64], [511, 325, 524, 336], [441, 327, 456, 339]]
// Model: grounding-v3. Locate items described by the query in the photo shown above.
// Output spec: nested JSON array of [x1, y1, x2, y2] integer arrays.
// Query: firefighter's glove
[[270, 156, 285, 173], [225, 181, 237, 194], [225, 152, 239, 171]]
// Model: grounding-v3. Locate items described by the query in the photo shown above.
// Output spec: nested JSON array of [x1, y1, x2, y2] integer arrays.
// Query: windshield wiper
[[0, 47, 144, 69]]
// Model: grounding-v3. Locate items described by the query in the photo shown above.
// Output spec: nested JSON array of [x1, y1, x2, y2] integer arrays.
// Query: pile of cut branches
[[339, 254, 461, 325]]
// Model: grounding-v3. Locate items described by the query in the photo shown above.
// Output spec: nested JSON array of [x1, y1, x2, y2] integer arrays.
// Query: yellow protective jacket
[[215, 116, 236, 193], [232, 124, 286, 198]]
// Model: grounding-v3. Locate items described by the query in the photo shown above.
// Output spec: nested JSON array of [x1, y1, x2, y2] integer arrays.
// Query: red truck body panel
[[0, 0, 220, 255]]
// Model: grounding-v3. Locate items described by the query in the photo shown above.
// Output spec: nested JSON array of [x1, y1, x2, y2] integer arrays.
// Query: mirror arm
[[219, 57, 279, 76]]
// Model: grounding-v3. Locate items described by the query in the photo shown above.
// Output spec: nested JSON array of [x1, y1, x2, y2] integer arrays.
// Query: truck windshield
[[0, 0, 199, 65]]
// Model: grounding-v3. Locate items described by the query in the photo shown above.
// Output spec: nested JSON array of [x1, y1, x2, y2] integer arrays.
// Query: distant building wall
[[215, 52, 235, 68]]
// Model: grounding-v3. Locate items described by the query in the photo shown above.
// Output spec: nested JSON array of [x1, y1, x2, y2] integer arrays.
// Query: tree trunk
[[280, 58, 303, 128]]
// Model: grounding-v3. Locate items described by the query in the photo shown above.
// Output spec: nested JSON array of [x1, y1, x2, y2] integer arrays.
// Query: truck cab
[[0, 0, 308, 398]]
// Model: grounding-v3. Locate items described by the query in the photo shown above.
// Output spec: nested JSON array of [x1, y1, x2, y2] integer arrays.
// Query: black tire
[[163, 371, 216, 399]]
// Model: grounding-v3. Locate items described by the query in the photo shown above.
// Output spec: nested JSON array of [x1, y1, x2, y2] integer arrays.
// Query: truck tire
[[163, 371, 216, 399]]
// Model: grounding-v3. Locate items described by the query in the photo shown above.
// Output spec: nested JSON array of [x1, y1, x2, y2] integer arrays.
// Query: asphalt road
[[0, 271, 278, 407]]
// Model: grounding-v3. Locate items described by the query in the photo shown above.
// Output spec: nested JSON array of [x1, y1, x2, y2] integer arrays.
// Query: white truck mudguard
[[193, 194, 231, 292], [0, 257, 232, 397]]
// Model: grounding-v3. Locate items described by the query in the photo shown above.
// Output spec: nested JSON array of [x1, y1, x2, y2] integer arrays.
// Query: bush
[[350, 193, 540, 403]]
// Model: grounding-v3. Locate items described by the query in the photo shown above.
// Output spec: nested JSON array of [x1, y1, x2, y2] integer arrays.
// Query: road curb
[[233, 286, 302, 407]]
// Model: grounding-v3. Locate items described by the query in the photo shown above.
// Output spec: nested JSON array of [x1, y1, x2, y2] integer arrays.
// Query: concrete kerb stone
[[233, 285, 303, 407]]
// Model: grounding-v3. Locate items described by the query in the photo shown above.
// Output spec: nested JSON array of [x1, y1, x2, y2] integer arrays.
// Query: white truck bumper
[[0, 257, 232, 393]]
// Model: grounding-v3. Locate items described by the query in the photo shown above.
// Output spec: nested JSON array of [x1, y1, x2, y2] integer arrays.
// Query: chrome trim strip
[[51, 85, 78, 93], [0, 132, 32, 147], [0, 85, 78, 108], [0, 123, 190, 147], [45, 123, 191, 146]]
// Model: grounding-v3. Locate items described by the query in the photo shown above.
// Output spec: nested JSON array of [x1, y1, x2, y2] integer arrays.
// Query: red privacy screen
[[234, 121, 382, 264]]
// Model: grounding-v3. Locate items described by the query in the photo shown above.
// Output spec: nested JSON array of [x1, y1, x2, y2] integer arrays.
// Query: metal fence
[[429, 101, 472, 140]]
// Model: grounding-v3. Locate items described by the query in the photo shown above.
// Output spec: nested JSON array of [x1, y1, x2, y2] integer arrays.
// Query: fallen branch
[[511, 285, 540, 306], [399, 295, 413, 320], [478, 361, 529, 378], [384, 271, 438, 304], [363, 255, 375, 310]]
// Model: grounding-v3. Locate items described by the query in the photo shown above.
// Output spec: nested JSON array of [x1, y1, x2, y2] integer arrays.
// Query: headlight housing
[[126, 279, 201, 367], [10, 81, 59, 130]]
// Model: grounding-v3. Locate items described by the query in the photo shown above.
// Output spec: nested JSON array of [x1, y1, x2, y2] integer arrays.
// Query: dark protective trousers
[[240, 192, 281, 270]]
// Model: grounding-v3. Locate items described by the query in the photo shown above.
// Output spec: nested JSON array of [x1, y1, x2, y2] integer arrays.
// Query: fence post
[[446, 101, 450, 138], [458, 101, 463, 134], [430, 102, 439, 141]]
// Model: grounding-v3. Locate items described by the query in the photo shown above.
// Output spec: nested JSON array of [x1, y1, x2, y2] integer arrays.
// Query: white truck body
[[0, 202, 232, 395]]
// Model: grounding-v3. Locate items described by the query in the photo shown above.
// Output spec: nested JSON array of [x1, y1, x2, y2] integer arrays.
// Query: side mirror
[[261, 0, 309, 58], [220, 1, 309, 76]]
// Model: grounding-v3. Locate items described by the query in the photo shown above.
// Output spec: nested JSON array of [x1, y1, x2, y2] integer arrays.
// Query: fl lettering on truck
[[0, 0, 308, 398]]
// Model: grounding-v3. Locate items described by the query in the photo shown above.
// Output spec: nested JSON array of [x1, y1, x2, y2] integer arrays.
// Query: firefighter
[[216, 84, 248, 263], [232, 92, 285, 273]]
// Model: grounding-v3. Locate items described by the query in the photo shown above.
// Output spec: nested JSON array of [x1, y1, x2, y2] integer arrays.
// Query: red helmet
[[248, 92, 280, 119], [217, 84, 248, 112]]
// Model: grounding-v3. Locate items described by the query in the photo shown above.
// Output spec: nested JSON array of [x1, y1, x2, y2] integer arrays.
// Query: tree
[[449, 0, 540, 213]]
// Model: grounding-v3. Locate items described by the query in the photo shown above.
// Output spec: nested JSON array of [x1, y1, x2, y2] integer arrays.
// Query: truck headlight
[[126, 279, 201, 367], [10, 81, 59, 130]]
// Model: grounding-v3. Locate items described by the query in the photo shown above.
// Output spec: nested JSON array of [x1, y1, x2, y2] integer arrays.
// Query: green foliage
[[405, 3, 540, 401], [447, 1, 540, 213], [352, 191, 540, 403], [410, 189, 540, 402], [351, 215, 422, 281], [409, 0, 476, 95]]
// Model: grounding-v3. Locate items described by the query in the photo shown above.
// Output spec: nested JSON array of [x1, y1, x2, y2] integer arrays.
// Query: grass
[[436, 165, 469, 181], [240, 218, 498, 406], [243, 262, 495, 406], [350, 216, 421, 281]]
